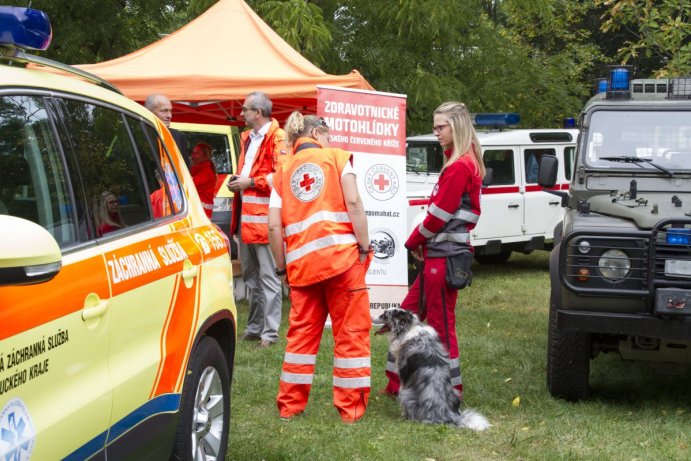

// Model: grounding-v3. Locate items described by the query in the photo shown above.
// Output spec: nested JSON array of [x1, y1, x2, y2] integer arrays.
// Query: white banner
[[317, 86, 408, 319]]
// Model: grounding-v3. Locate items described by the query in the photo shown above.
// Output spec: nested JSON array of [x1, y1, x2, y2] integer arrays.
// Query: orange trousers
[[277, 255, 371, 422]]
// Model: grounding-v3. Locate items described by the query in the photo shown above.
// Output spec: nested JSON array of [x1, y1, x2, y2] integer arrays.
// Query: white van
[[407, 127, 578, 264]]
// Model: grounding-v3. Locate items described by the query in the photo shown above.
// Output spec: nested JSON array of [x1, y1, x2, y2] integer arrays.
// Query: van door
[[474, 148, 524, 241], [522, 146, 562, 236], [0, 94, 112, 460]]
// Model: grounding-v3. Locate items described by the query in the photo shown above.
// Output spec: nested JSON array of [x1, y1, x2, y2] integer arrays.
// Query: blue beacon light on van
[[473, 113, 520, 127], [0, 6, 52, 51]]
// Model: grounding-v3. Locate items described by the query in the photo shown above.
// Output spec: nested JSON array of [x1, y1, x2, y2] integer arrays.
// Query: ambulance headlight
[[598, 249, 631, 281], [0, 6, 52, 51]]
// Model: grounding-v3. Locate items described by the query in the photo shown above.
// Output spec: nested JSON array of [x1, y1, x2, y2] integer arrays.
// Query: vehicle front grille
[[651, 219, 691, 288]]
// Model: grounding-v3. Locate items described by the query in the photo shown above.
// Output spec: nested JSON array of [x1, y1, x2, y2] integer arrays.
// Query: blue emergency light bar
[[0, 6, 52, 51], [667, 229, 691, 246], [472, 113, 520, 127]]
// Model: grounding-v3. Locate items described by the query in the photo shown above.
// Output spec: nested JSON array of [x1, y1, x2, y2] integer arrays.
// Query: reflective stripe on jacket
[[273, 137, 358, 287], [406, 151, 482, 258], [230, 119, 288, 243]]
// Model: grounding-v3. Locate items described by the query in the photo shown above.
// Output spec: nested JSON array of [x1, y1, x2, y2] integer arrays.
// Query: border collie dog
[[376, 308, 490, 431]]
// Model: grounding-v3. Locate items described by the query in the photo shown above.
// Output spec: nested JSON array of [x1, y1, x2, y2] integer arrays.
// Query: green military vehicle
[[539, 69, 691, 400]]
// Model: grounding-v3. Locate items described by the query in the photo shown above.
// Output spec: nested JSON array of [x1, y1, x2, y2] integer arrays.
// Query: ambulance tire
[[172, 336, 230, 461], [474, 250, 511, 265]]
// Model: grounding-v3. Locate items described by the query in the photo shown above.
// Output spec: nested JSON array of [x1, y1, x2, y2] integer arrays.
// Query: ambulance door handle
[[508, 203, 520, 209], [182, 259, 199, 285], [549, 201, 560, 206], [82, 293, 109, 321]]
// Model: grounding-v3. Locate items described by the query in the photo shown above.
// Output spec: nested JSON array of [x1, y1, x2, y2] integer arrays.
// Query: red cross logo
[[300, 173, 316, 191], [373, 173, 390, 191]]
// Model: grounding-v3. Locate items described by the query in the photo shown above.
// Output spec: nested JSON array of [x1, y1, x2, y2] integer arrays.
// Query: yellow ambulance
[[0, 7, 236, 460]]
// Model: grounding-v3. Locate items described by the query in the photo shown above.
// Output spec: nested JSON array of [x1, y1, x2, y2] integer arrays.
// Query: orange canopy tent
[[74, 0, 373, 125]]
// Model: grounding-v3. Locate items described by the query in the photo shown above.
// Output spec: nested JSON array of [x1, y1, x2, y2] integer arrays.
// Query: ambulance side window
[[406, 142, 443, 174], [0, 95, 78, 246], [525, 148, 556, 183], [127, 118, 180, 219], [483, 149, 515, 185], [564, 146, 576, 180], [58, 100, 152, 237], [183, 131, 232, 174]]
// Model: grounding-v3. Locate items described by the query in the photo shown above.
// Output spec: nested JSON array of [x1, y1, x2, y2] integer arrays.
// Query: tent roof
[[75, 0, 373, 125]]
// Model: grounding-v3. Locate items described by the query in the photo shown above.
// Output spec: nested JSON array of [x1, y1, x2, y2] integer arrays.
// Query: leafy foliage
[[27, 0, 690, 132], [598, 0, 691, 77]]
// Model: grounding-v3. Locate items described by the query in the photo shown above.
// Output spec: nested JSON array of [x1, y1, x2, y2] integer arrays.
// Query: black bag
[[446, 251, 473, 289]]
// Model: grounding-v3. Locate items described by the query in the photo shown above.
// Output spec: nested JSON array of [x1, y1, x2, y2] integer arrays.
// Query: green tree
[[597, 0, 691, 77], [31, 0, 186, 64]]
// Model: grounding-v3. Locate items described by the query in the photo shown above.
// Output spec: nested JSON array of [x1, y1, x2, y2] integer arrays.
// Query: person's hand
[[411, 246, 423, 262], [228, 176, 251, 193]]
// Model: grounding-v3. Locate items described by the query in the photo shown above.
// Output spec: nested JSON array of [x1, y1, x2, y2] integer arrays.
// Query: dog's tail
[[453, 409, 491, 431]]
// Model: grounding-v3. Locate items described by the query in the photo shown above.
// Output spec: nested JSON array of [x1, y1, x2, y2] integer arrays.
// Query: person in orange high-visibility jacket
[[229, 92, 289, 346], [190, 142, 216, 218], [268, 112, 372, 423]]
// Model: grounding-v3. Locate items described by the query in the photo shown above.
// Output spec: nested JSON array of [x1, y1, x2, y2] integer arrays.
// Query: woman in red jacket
[[190, 142, 216, 217], [383, 101, 485, 400]]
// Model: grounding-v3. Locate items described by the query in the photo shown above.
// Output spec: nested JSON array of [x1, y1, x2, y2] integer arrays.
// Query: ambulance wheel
[[474, 250, 511, 265], [172, 336, 230, 461]]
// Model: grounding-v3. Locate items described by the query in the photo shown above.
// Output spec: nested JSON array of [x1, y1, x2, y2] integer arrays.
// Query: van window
[[406, 141, 443, 174], [57, 100, 151, 237], [0, 95, 77, 246], [525, 148, 556, 183], [183, 131, 233, 174], [483, 149, 515, 185], [564, 146, 576, 180], [127, 118, 182, 219]]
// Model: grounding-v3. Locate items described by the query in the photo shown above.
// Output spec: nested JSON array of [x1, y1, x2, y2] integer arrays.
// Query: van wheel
[[546, 299, 590, 401], [172, 336, 230, 461], [474, 250, 511, 265]]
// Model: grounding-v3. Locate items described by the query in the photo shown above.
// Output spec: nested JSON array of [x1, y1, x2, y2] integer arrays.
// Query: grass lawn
[[227, 252, 691, 461]]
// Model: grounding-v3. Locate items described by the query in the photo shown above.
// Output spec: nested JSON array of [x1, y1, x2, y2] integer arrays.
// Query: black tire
[[546, 299, 591, 401], [172, 336, 231, 461], [474, 250, 511, 265]]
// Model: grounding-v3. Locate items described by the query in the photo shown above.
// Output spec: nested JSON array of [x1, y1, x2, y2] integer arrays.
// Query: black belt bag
[[445, 251, 473, 289]]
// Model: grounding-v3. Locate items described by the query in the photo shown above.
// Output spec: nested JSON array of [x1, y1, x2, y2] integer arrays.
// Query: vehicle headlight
[[598, 249, 631, 281], [213, 197, 231, 212]]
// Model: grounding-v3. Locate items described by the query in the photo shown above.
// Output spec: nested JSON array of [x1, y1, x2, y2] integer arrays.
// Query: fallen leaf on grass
[[512, 396, 521, 407], [504, 377, 512, 383]]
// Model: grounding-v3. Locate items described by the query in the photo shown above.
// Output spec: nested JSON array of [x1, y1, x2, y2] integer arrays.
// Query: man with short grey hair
[[229, 91, 288, 348], [145, 93, 190, 167]]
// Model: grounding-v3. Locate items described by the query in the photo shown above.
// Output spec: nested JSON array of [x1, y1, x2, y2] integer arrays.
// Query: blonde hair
[[284, 111, 329, 147], [434, 101, 485, 179], [96, 191, 125, 230]]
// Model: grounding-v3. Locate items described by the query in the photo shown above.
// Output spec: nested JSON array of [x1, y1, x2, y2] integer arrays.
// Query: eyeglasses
[[432, 123, 450, 134]]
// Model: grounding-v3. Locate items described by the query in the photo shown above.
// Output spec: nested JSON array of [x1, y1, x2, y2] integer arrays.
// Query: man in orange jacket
[[229, 91, 289, 348]]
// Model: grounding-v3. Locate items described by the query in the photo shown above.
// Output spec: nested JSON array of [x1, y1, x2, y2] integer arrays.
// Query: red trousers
[[277, 255, 372, 422], [384, 256, 463, 397]]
